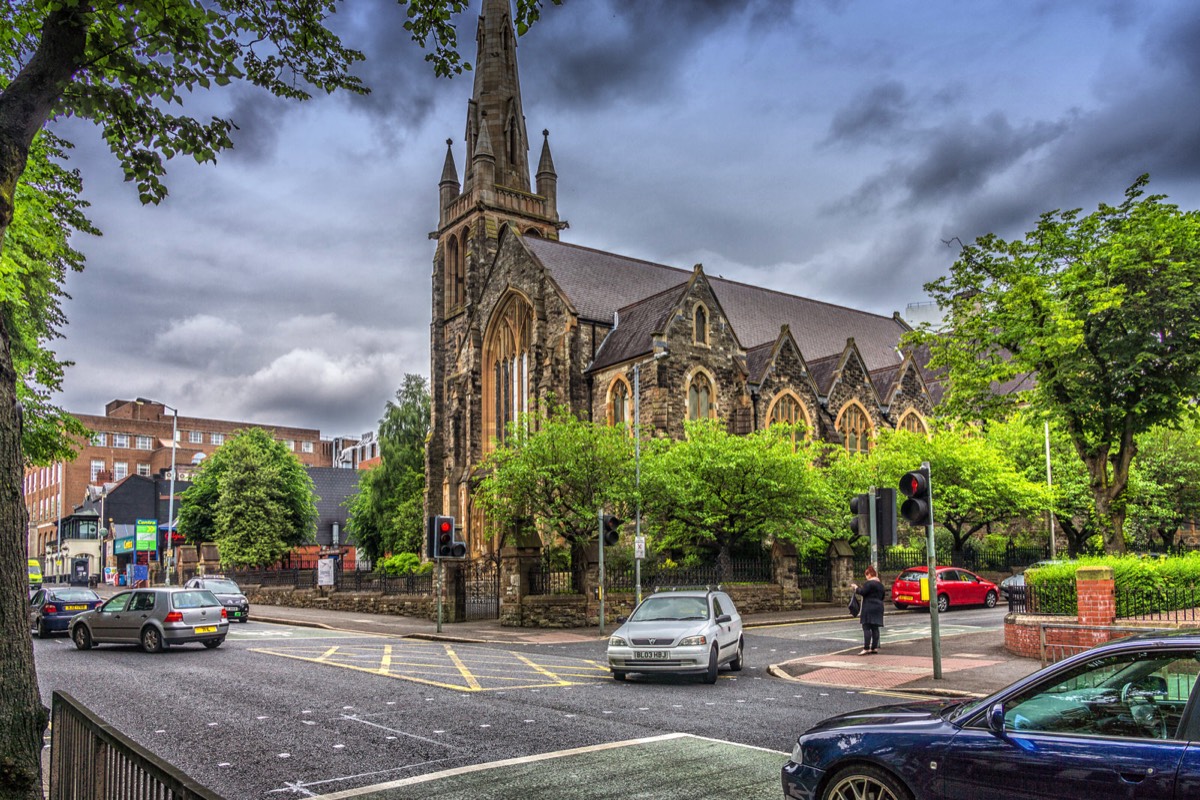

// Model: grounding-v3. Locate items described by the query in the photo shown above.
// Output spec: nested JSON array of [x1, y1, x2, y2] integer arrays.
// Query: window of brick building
[[92, 432, 107, 446], [211, 432, 224, 445], [136, 435, 152, 450], [301, 441, 314, 454], [113, 434, 128, 448], [897, 410, 929, 436], [837, 403, 873, 453], [687, 372, 716, 421], [114, 462, 128, 480], [137, 463, 150, 477], [189, 430, 203, 444], [90, 459, 104, 481], [768, 392, 811, 443], [609, 377, 631, 426]]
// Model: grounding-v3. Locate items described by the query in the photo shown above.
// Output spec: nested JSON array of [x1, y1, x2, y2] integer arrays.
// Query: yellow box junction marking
[[250, 640, 610, 692]]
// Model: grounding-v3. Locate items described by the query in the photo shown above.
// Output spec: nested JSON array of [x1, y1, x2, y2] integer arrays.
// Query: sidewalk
[[245, 599, 1042, 698]]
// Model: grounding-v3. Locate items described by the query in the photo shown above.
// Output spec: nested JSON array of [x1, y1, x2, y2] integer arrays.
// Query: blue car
[[783, 631, 1200, 800], [29, 586, 103, 638]]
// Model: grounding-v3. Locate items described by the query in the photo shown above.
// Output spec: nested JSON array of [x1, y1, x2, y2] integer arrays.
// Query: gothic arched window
[[838, 402, 874, 453], [609, 377, 631, 427], [482, 293, 534, 451], [693, 304, 709, 345], [687, 372, 716, 421], [767, 392, 810, 443], [897, 410, 929, 436]]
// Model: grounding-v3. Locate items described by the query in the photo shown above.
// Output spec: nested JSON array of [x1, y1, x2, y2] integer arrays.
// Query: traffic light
[[431, 515, 466, 559], [848, 493, 870, 537], [875, 487, 897, 546], [898, 466, 933, 526], [600, 514, 623, 546]]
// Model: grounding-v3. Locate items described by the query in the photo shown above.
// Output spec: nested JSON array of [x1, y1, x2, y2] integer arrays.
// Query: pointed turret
[[464, 0, 530, 192], [536, 129, 558, 218], [472, 112, 497, 201], [439, 138, 460, 226]]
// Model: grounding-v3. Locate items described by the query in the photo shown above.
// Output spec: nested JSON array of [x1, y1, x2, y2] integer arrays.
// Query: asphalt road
[[33, 607, 1006, 798]]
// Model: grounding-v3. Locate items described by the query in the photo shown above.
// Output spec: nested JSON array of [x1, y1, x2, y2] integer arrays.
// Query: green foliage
[[177, 428, 317, 567], [640, 419, 821, 564], [345, 375, 430, 562], [376, 552, 433, 576], [1125, 419, 1200, 550], [1026, 554, 1200, 616], [4, 131, 96, 465], [475, 402, 636, 549], [916, 178, 1200, 552]]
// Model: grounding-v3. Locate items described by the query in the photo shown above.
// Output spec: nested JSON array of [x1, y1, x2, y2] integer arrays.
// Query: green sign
[[114, 536, 133, 554], [135, 519, 158, 553]]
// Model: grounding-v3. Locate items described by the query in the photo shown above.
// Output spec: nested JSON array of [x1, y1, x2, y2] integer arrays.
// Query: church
[[426, 0, 937, 555]]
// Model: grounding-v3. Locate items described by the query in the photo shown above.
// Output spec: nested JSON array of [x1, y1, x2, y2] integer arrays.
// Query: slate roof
[[744, 343, 775, 384], [806, 354, 840, 395], [525, 237, 908, 371], [590, 282, 688, 370]]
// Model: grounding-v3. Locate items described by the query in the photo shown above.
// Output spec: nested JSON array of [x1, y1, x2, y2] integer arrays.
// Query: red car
[[891, 566, 999, 612]]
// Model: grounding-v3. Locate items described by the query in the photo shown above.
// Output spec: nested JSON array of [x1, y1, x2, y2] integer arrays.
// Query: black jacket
[[855, 579, 886, 627]]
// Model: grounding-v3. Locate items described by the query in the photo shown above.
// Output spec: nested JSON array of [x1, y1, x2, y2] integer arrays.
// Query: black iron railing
[[50, 691, 224, 800], [1006, 580, 1077, 615]]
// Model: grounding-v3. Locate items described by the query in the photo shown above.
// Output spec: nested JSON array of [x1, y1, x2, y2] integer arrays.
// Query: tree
[[640, 419, 822, 572], [985, 414, 1100, 557], [869, 428, 1050, 557], [918, 177, 1200, 553], [345, 374, 430, 563], [474, 404, 635, 586], [1126, 419, 1200, 551], [0, 3, 556, 794], [177, 428, 317, 567]]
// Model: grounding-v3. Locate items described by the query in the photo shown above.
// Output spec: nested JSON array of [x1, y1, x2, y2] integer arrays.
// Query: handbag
[[848, 593, 861, 618]]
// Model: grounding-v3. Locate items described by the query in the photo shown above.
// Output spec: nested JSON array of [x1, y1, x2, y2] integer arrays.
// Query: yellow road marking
[[515, 653, 570, 686], [379, 644, 392, 675], [318, 645, 340, 661], [443, 644, 483, 691]]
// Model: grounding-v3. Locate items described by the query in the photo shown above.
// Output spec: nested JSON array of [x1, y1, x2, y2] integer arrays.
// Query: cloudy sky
[[47, 0, 1200, 439]]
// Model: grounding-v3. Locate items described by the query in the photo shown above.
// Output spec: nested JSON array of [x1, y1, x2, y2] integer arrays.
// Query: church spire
[[464, 0, 530, 192]]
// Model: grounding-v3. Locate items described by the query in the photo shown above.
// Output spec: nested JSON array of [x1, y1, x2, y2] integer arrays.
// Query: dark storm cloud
[[523, 0, 806, 107], [824, 80, 910, 144]]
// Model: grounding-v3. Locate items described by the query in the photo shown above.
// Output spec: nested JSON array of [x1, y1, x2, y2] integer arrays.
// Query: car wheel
[[612, 670, 626, 681], [703, 645, 719, 685], [936, 594, 950, 613], [729, 637, 744, 672], [985, 590, 998, 608], [140, 626, 163, 653], [821, 764, 913, 800], [893, 603, 909, 611], [36, 617, 50, 639], [203, 638, 224, 650], [72, 625, 92, 650]]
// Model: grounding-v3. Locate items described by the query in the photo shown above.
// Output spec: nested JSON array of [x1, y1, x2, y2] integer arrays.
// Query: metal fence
[[1116, 584, 1200, 622], [1006, 579, 1078, 615], [855, 543, 1051, 574], [605, 557, 773, 592], [49, 691, 225, 800]]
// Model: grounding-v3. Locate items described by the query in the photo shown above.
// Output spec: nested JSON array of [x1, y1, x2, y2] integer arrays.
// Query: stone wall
[[246, 586, 438, 620]]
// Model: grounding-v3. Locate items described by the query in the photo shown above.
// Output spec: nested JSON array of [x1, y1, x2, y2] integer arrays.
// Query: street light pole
[[165, 406, 178, 585]]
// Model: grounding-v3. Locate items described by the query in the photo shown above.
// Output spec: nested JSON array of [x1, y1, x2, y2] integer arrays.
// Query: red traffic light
[[897, 467, 932, 526], [439, 519, 453, 534]]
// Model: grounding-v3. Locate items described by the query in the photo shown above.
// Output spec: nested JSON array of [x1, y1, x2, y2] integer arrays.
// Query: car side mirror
[[616, 616, 628, 624], [716, 614, 732, 624], [987, 702, 1006, 734]]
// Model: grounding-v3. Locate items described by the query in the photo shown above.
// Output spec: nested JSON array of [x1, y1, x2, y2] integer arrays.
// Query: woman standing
[[852, 566, 885, 655]]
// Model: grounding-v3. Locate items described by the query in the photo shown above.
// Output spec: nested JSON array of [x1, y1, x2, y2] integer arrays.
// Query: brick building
[[427, 0, 937, 555], [25, 398, 338, 572]]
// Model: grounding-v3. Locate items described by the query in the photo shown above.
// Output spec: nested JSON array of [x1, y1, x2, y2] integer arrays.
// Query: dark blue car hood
[[805, 698, 964, 735]]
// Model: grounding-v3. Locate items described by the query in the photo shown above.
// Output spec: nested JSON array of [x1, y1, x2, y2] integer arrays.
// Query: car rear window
[[171, 590, 221, 609], [50, 589, 99, 602], [897, 570, 926, 582], [203, 580, 241, 593]]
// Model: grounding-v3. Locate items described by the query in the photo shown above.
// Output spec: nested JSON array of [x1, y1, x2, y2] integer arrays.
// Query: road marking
[[379, 644, 392, 675]]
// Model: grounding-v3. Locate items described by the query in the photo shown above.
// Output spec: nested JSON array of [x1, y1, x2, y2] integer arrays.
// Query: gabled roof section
[[745, 342, 775, 384], [870, 364, 901, 402], [807, 354, 840, 395], [524, 237, 907, 369], [589, 281, 688, 371]]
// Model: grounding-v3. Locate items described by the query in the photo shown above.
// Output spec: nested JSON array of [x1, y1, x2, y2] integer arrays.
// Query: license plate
[[634, 650, 669, 659], [897, 596, 913, 602], [194, 625, 217, 634], [64, 605, 86, 611]]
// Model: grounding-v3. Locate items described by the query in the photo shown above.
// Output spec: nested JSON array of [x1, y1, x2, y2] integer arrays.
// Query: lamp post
[[165, 405, 178, 585]]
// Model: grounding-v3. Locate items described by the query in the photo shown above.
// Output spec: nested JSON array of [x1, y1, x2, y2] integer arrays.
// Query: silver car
[[69, 587, 230, 653], [606, 589, 744, 684]]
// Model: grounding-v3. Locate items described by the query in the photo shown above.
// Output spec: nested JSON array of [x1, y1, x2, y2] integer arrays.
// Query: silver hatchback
[[606, 589, 744, 683], [69, 588, 229, 653]]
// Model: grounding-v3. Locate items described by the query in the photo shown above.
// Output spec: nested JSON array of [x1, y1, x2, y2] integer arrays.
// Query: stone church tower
[[428, 1, 937, 557], [428, 0, 569, 550]]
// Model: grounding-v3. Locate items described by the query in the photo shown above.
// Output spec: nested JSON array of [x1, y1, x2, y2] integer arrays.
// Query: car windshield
[[28, 565, 40, 576], [630, 596, 709, 621], [203, 580, 241, 593], [172, 590, 221, 609], [49, 589, 98, 602]]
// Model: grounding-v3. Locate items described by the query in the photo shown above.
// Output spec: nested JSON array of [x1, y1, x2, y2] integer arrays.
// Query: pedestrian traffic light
[[898, 466, 932, 526], [848, 493, 870, 537], [432, 515, 466, 559], [425, 516, 437, 560], [600, 514, 623, 546], [874, 487, 897, 547]]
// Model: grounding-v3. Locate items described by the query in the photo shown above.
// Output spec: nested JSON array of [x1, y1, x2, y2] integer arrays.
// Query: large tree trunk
[[0, 315, 47, 799], [1076, 424, 1136, 554]]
